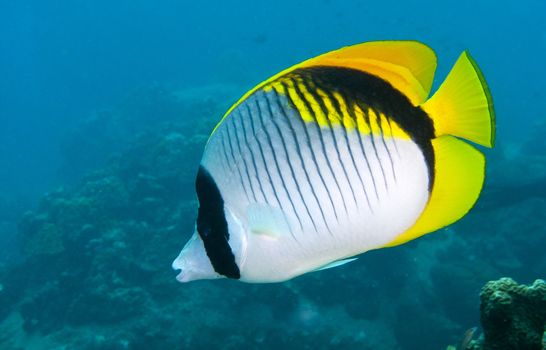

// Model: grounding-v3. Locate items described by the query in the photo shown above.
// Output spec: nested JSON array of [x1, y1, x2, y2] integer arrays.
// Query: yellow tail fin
[[421, 51, 495, 148]]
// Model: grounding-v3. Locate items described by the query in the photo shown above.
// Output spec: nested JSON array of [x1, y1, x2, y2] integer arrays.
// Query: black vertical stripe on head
[[277, 82, 333, 235], [195, 166, 240, 279], [243, 103, 268, 203], [264, 91, 317, 233], [289, 78, 340, 228], [225, 118, 252, 202], [291, 66, 435, 190]]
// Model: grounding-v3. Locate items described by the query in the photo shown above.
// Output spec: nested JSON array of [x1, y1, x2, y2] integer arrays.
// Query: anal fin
[[314, 258, 358, 272]]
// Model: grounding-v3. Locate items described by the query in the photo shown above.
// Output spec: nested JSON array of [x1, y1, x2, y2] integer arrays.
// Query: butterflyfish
[[172, 40, 495, 283]]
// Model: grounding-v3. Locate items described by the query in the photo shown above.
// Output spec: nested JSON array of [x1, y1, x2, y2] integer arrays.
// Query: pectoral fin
[[247, 204, 289, 239], [314, 258, 358, 272]]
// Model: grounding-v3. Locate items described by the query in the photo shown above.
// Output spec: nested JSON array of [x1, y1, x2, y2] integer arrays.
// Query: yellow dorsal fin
[[212, 41, 437, 137], [383, 135, 485, 247], [299, 40, 437, 105]]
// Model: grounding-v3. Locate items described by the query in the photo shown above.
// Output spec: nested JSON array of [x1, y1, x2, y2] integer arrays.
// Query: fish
[[458, 327, 478, 349], [172, 40, 495, 283]]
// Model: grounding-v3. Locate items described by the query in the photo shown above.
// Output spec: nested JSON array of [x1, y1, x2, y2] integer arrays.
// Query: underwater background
[[0, 0, 545, 349]]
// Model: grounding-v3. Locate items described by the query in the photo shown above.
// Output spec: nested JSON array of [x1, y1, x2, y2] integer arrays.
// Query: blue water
[[0, 1, 544, 349]]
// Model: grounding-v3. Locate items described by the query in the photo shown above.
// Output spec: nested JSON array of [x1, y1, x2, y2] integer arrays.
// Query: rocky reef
[[0, 83, 545, 349], [463, 278, 546, 350]]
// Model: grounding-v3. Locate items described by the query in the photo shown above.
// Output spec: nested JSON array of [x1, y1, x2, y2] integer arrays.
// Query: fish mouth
[[172, 232, 222, 283], [175, 270, 189, 283], [172, 256, 188, 283]]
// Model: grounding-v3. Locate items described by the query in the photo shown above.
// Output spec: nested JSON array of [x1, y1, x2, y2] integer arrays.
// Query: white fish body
[[172, 40, 495, 283], [202, 89, 429, 282]]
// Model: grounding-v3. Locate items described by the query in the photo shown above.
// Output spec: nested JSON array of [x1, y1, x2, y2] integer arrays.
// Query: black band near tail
[[195, 166, 240, 279]]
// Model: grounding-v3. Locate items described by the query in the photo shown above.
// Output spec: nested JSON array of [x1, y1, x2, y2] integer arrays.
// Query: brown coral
[[479, 278, 546, 350]]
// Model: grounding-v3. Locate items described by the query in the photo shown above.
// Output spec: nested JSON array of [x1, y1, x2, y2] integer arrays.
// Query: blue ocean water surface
[[0, 0, 544, 349]]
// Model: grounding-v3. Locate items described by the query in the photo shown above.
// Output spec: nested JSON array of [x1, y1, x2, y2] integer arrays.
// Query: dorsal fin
[[212, 41, 437, 137], [298, 40, 437, 105]]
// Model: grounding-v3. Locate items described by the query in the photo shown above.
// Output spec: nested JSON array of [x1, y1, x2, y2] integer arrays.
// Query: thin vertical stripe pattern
[[202, 65, 434, 243]]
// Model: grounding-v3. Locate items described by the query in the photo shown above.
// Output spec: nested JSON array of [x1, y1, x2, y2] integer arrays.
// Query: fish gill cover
[[0, 1, 545, 349]]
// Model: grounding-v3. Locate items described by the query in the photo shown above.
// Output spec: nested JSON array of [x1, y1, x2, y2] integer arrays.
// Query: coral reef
[[0, 195, 30, 265], [58, 83, 240, 184], [467, 278, 545, 350]]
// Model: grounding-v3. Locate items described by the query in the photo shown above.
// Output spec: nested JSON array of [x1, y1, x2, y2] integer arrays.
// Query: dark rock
[[478, 278, 546, 350]]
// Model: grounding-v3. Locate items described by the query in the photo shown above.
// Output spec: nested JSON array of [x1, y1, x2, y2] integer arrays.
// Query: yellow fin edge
[[210, 40, 437, 140], [383, 135, 485, 247]]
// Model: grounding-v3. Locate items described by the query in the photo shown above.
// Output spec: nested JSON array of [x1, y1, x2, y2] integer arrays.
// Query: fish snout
[[172, 232, 221, 283], [171, 253, 191, 283]]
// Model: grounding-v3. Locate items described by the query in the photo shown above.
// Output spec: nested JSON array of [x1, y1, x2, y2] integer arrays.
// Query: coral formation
[[467, 278, 545, 350]]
